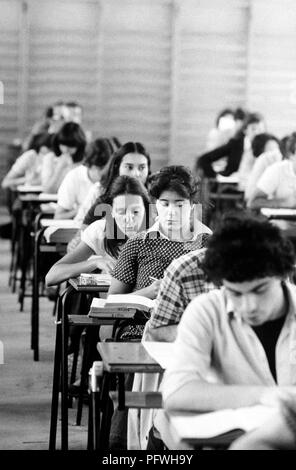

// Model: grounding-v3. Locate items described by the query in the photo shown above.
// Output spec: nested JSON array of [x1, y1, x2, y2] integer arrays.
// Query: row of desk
[[10, 182, 296, 452]]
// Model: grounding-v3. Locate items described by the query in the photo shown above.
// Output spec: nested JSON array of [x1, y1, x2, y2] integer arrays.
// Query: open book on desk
[[88, 294, 155, 318], [169, 405, 279, 446]]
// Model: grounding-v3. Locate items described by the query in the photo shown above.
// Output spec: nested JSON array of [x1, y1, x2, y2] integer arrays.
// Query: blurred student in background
[[41, 122, 86, 194], [54, 138, 112, 219]]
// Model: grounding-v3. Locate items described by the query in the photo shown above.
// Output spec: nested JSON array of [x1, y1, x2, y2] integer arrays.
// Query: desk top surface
[[97, 342, 163, 373], [19, 193, 58, 203], [17, 184, 43, 193]]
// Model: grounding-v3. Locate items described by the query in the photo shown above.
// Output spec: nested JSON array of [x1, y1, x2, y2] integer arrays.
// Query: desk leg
[[117, 373, 125, 410], [49, 320, 62, 450], [98, 372, 112, 450], [61, 309, 69, 450]]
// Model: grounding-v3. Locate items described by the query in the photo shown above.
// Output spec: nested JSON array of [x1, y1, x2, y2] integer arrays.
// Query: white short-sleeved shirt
[[57, 165, 94, 211], [245, 150, 283, 202], [81, 218, 112, 256], [74, 182, 102, 225], [256, 160, 296, 206]]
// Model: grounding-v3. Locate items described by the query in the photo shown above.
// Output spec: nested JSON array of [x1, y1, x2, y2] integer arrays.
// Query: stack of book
[[76, 273, 112, 287], [88, 294, 155, 319]]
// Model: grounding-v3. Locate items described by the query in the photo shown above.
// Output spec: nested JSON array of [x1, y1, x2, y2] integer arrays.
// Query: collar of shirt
[[144, 219, 207, 241]]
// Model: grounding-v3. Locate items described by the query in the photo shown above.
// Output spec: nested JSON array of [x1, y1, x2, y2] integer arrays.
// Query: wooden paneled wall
[[1, 0, 296, 203]]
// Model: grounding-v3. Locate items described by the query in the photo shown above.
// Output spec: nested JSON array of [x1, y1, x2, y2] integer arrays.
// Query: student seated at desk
[[107, 165, 211, 450], [81, 141, 151, 226], [41, 122, 86, 194], [67, 141, 151, 252], [237, 132, 280, 193], [157, 212, 296, 449], [249, 133, 296, 209], [73, 137, 121, 226], [196, 112, 265, 179], [128, 248, 215, 450], [45, 175, 150, 286], [1, 132, 52, 190], [54, 138, 112, 220], [108, 165, 212, 337]]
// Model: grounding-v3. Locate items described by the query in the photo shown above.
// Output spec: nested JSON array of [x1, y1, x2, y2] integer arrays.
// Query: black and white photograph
[[0, 0, 296, 457]]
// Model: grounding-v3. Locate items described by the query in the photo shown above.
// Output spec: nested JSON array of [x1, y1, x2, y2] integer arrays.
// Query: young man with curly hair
[[157, 212, 296, 448]]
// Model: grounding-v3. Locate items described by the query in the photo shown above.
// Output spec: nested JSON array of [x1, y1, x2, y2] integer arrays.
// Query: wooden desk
[[97, 342, 164, 374], [32, 219, 80, 361], [261, 207, 296, 220], [92, 342, 164, 450], [17, 184, 43, 194]]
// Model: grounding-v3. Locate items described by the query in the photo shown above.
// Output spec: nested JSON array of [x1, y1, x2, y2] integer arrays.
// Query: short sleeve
[[256, 163, 281, 197], [112, 235, 140, 287], [81, 219, 106, 255], [57, 172, 76, 210], [74, 183, 102, 225], [41, 152, 55, 189], [8, 150, 36, 178]]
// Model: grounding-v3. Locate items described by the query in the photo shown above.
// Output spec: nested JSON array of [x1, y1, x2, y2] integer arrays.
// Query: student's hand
[[260, 387, 296, 407], [92, 255, 116, 273], [148, 279, 162, 299]]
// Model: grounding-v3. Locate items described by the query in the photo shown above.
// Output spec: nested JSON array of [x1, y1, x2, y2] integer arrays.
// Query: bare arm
[[108, 277, 161, 299], [54, 205, 78, 220], [45, 241, 114, 286], [143, 323, 177, 342], [1, 175, 26, 190], [164, 381, 270, 413]]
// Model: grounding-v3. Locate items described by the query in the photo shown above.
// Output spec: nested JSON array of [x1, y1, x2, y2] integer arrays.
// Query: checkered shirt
[[149, 248, 215, 328]]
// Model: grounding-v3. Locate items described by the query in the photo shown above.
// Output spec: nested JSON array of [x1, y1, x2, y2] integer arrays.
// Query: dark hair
[[107, 137, 121, 154], [45, 106, 54, 119], [243, 112, 264, 132], [100, 141, 151, 190], [251, 133, 280, 158], [280, 135, 291, 158], [51, 122, 86, 162], [95, 175, 150, 258], [286, 132, 296, 157], [84, 138, 112, 169], [149, 165, 200, 203], [234, 107, 248, 122], [27, 132, 52, 153], [65, 101, 81, 109], [202, 211, 295, 283], [215, 108, 234, 127]]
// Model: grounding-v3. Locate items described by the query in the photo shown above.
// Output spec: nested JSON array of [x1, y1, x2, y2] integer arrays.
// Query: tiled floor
[[0, 233, 88, 450]]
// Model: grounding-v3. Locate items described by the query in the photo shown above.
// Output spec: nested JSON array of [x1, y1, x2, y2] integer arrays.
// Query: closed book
[[77, 273, 112, 287]]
